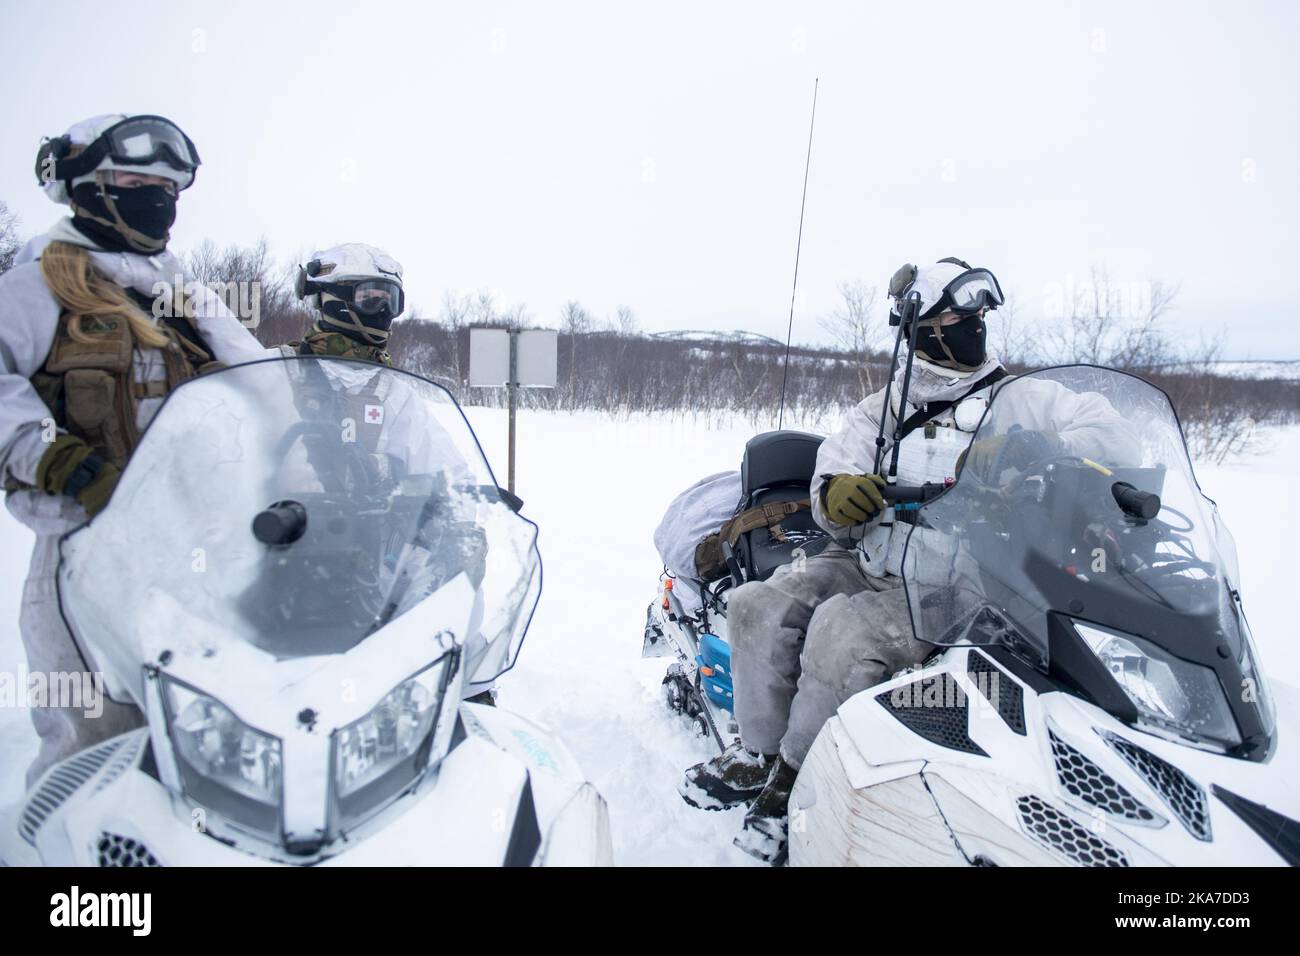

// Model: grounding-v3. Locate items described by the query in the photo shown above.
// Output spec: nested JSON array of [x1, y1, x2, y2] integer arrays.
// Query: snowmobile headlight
[[161, 678, 283, 837], [331, 655, 455, 830], [1073, 621, 1242, 752]]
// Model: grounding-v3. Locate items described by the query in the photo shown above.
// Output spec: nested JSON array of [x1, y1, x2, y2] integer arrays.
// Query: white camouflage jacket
[[0, 219, 272, 534], [810, 356, 1143, 578]]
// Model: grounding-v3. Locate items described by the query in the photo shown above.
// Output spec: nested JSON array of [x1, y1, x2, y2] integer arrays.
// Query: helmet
[[36, 113, 200, 205], [889, 257, 1005, 372], [35, 113, 200, 254], [889, 257, 1004, 323], [296, 243, 405, 348]]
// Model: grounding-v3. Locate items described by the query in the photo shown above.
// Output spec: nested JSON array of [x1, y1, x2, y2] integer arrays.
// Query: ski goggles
[[43, 115, 201, 189], [327, 279, 405, 317], [919, 268, 1004, 322]]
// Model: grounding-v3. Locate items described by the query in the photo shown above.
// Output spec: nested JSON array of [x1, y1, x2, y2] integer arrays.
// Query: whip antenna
[[777, 77, 818, 431]]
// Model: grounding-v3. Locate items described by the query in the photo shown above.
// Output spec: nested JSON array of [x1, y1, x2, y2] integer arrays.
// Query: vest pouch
[[42, 317, 133, 374], [63, 368, 131, 468], [693, 532, 726, 582]]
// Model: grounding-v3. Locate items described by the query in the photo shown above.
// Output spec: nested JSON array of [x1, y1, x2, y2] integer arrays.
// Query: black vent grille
[[1101, 731, 1211, 841], [97, 832, 162, 867], [967, 652, 1026, 735], [1050, 732, 1160, 825], [1016, 795, 1129, 867], [876, 676, 987, 756]]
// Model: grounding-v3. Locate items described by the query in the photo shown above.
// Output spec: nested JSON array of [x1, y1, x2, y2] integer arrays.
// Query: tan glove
[[957, 429, 1066, 479], [822, 473, 888, 527], [35, 434, 122, 518]]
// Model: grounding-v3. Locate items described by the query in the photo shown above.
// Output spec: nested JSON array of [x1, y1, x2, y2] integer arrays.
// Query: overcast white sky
[[2, 0, 1297, 358]]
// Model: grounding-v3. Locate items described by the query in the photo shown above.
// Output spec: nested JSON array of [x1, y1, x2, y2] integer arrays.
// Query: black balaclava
[[70, 180, 177, 254], [318, 290, 394, 348], [914, 313, 987, 372]]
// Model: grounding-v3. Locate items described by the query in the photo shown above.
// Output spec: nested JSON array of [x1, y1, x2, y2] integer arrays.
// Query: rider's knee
[[801, 595, 889, 692]]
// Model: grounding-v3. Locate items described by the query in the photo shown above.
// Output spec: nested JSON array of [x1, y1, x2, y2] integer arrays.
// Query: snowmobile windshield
[[901, 365, 1275, 758], [58, 356, 540, 699]]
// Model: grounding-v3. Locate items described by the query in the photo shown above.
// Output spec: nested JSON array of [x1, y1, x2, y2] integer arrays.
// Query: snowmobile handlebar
[[880, 480, 952, 504], [883, 469, 1163, 525]]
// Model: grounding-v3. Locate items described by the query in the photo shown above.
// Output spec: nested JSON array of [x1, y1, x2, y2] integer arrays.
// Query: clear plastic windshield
[[60, 357, 539, 688], [902, 366, 1248, 671]]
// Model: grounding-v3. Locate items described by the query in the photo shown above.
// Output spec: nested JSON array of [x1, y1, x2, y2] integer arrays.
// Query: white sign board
[[468, 327, 558, 388], [516, 329, 558, 388], [468, 328, 510, 387]]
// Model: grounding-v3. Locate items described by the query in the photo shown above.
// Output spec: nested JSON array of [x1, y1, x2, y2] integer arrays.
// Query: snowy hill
[[1211, 360, 1300, 381], [649, 329, 786, 349]]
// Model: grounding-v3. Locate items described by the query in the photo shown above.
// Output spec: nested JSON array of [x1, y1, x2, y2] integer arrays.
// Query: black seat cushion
[[735, 488, 829, 582]]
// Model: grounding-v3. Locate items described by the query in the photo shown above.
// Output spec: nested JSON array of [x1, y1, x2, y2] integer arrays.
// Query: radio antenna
[[777, 77, 818, 431]]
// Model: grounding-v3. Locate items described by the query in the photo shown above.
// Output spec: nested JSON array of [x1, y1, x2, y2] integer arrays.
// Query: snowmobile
[[789, 364, 1300, 866], [644, 431, 830, 750], [650, 363, 1299, 865], [4, 356, 612, 867]]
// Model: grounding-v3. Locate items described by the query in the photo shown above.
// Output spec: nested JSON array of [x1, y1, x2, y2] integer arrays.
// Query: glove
[[957, 429, 1065, 478], [35, 434, 122, 518], [822, 473, 887, 527]]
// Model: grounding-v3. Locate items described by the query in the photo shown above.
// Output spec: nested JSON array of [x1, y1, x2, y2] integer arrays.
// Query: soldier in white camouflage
[[284, 243, 404, 366], [282, 245, 500, 707]]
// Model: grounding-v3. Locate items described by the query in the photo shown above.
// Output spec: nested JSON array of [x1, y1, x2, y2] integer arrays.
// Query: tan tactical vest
[[29, 307, 217, 473]]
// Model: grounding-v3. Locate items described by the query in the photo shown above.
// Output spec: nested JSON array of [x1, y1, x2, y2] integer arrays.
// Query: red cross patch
[[364, 404, 384, 425]]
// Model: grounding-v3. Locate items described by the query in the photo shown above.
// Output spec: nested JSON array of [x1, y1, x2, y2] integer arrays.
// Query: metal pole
[[507, 329, 518, 495], [777, 77, 819, 431]]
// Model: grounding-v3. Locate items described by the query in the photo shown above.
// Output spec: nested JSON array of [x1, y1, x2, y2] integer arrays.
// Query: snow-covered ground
[[2, 408, 1298, 865]]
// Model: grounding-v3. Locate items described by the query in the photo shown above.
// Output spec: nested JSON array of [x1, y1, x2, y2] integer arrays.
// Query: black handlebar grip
[[253, 500, 308, 546], [882, 481, 949, 503], [1112, 481, 1161, 521]]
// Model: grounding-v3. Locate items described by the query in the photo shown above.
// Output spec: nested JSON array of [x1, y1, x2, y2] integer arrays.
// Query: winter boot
[[679, 740, 776, 810], [734, 756, 797, 864]]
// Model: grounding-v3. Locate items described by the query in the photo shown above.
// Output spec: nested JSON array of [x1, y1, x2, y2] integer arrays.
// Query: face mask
[[70, 182, 177, 253], [319, 296, 393, 348], [915, 314, 987, 371]]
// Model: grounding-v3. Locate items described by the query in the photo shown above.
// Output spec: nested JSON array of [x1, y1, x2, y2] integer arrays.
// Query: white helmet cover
[[41, 113, 195, 206], [298, 242, 404, 305], [898, 260, 969, 319], [297, 243, 406, 352]]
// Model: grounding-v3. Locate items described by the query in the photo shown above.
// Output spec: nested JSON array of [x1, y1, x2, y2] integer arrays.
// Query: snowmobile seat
[[732, 430, 829, 584], [741, 430, 824, 495]]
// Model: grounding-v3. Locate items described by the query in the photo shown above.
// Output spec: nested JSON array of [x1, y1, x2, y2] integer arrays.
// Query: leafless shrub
[[819, 280, 887, 400], [1031, 268, 1295, 462], [991, 293, 1035, 371], [0, 200, 21, 276], [172, 241, 1300, 465], [183, 236, 310, 340]]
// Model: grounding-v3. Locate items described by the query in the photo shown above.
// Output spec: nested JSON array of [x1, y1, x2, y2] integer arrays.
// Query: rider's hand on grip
[[823, 473, 887, 527], [957, 429, 1065, 480], [36, 433, 122, 518]]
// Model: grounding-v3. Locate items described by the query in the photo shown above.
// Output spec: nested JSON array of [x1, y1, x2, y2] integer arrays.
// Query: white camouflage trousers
[[728, 543, 931, 769], [20, 534, 144, 790]]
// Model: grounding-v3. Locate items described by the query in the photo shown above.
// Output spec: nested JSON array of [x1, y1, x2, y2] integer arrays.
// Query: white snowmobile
[[4, 356, 611, 867], [649, 361, 1299, 865], [791, 364, 1300, 867]]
